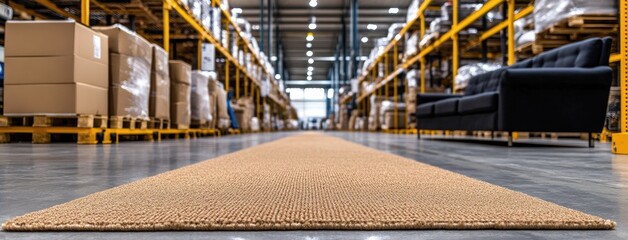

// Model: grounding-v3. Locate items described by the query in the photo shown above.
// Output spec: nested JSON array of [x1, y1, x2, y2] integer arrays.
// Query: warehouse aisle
[[0, 132, 626, 239]]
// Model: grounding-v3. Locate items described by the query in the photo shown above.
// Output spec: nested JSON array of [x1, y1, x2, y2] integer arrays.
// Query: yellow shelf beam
[[34, 0, 80, 21], [357, 0, 433, 85]]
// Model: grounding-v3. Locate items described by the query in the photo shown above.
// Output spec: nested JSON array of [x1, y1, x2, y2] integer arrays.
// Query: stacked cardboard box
[[235, 97, 254, 131], [406, 87, 418, 128], [169, 60, 192, 129], [4, 21, 109, 115], [190, 71, 212, 127], [94, 24, 152, 120], [150, 45, 170, 120]]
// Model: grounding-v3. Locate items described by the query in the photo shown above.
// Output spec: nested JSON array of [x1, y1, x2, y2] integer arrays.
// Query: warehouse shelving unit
[[344, 0, 622, 142], [1, 0, 296, 143]]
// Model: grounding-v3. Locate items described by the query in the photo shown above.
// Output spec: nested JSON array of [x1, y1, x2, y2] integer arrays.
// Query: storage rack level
[[8, 0, 297, 136], [346, 0, 622, 147]]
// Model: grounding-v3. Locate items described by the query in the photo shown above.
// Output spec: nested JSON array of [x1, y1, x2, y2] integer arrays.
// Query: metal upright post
[[612, 0, 628, 153], [452, 0, 459, 92], [507, 0, 515, 65], [81, 0, 90, 26], [163, 0, 170, 53]]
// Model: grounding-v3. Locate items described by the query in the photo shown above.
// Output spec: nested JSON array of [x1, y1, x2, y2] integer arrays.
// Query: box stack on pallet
[[0, 0, 297, 144]]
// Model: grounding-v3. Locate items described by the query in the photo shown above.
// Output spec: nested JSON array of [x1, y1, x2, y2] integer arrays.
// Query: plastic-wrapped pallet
[[534, 0, 616, 33], [207, 73, 230, 130], [368, 95, 381, 131], [190, 71, 212, 127], [251, 117, 260, 132], [405, 31, 420, 59], [455, 63, 503, 90], [94, 24, 152, 120], [189, 0, 201, 20], [387, 23, 405, 41], [440, 2, 483, 22], [406, 0, 420, 23], [211, 7, 221, 43], [150, 44, 170, 121], [514, 15, 535, 47], [380, 101, 407, 130], [201, 0, 211, 30]]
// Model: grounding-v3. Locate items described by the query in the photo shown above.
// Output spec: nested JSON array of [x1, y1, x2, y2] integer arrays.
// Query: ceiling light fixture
[[232, 8, 243, 14], [308, 58, 314, 64], [309, 0, 317, 7], [252, 24, 260, 30], [307, 71, 313, 76], [367, 24, 377, 30], [308, 66, 314, 71], [270, 56, 277, 61], [361, 37, 368, 43], [307, 76, 313, 81], [306, 50, 313, 57], [306, 43, 312, 48], [388, 8, 399, 14], [275, 74, 281, 79], [306, 32, 314, 41]]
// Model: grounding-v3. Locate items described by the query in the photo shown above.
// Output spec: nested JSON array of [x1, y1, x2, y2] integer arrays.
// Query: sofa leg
[[589, 132, 595, 148], [508, 132, 513, 147]]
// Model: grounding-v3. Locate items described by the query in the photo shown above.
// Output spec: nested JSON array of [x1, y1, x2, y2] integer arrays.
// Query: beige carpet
[[2, 133, 615, 231]]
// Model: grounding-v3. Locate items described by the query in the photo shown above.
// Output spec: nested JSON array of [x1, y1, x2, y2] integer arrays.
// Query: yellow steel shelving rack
[[346, 0, 622, 144], [0, 0, 295, 144]]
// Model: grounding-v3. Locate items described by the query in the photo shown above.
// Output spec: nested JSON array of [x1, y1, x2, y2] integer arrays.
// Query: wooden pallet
[[517, 14, 618, 57], [190, 119, 213, 129], [148, 118, 170, 130], [109, 116, 148, 130], [0, 114, 108, 144]]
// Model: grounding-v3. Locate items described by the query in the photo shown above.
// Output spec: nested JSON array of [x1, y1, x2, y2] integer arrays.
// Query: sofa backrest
[[464, 68, 507, 95], [531, 37, 608, 68], [463, 37, 611, 96]]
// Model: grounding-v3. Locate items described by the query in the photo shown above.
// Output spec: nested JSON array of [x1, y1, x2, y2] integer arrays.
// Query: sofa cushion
[[434, 98, 459, 116], [458, 91, 498, 114], [531, 38, 603, 68], [416, 103, 435, 117]]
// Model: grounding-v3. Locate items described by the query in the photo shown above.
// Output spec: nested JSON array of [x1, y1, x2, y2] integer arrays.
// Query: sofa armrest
[[497, 66, 612, 132], [416, 93, 462, 105]]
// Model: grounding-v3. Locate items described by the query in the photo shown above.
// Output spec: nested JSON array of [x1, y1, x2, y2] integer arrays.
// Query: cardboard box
[[166, 60, 193, 128], [150, 45, 170, 120], [3, 20, 109, 116], [93, 24, 152, 64], [5, 21, 108, 88], [5, 20, 108, 61], [5, 55, 108, 88], [169, 60, 191, 85], [171, 102, 190, 127], [109, 53, 151, 119], [4, 83, 107, 115]]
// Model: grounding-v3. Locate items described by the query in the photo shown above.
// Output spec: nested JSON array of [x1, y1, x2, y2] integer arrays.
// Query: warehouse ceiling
[[230, 0, 413, 83]]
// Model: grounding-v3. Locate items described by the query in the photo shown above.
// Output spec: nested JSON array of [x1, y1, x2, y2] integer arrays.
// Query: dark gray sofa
[[415, 37, 613, 146]]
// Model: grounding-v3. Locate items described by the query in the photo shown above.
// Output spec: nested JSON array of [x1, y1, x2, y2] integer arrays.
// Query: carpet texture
[[2, 133, 615, 231]]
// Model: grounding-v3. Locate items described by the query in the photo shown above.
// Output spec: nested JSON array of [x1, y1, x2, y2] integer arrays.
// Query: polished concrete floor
[[0, 132, 626, 239]]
